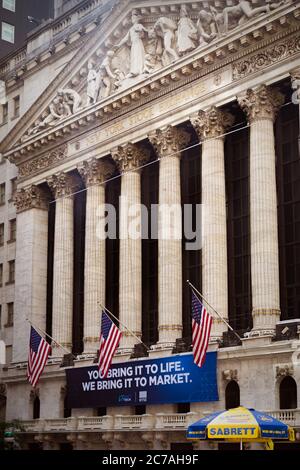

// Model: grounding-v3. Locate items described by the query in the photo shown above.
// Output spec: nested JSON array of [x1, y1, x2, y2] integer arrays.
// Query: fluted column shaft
[[149, 126, 190, 345], [191, 107, 234, 339], [112, 143, 149, 349], [239, 85, 284, 334], [12, 186, 49, 363], [47, 173, 76, 354], [78, 158, 114, 353]]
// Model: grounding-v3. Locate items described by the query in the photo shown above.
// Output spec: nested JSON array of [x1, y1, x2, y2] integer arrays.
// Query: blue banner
[[66, 352, 218, 408]]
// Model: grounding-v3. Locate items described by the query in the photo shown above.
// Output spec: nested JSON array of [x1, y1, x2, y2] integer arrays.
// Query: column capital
[[238, 85, 284, 123], [190, 107, 234, 140], [111, 142, 150, 173], [14, 185, 49, 213], [78, 158, 115, 187], [148, 125, 190, 158], [47, 172, 78, 199]]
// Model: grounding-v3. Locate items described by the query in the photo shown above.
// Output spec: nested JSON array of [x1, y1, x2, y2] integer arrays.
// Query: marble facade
[[0, 0, 300, 450]]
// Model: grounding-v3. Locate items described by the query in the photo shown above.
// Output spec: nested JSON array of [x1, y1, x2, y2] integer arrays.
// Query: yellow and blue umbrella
[[187, 407, 295, 449]]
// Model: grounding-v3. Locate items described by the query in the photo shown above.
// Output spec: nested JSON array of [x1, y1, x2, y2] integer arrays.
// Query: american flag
[[98, 311, 122, 378], [192, 292, 212, 368], [27, 327, 51, 388]]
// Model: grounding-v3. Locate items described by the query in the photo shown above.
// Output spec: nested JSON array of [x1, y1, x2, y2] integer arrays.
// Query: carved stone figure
[[96, 50, 117, 99], [27, 95, 67, 135], [153, 17, 178, 66], [114, 11, 148, 78], [177, 5, 198, 55], [57, 88, 82, 114], [144, 27, 163, 73], [222, 0, 272, 33], [86, 60, 98, 106], [197, 9, 218, 46]]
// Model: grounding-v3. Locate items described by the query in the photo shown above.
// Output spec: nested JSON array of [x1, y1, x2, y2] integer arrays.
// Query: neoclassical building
[[0, 0, 300, 450]]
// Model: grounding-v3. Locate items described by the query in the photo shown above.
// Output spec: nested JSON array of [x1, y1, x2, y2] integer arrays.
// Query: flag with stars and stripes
[[27, 326, 51, 388], [191, 292, 212, 368], [98, 311, 122, 378]]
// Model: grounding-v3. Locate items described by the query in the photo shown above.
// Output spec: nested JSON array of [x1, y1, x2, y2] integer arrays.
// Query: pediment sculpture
[[22, 0, 291, 140]]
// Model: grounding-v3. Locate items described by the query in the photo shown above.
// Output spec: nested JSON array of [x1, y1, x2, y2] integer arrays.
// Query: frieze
[[19, 145, 68, 178], [233, 34, 300, 79]]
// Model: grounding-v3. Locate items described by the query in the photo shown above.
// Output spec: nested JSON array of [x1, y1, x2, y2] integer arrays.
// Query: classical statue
[[222, 0, 272, 33], [96, 50, 117, 99], [144, 27, 163, 73], [114, 11, 148, 78], [153, 17, 178, 66], [177, 5, 198, 55], [57, 88, 82, 114], [86, 60, 98, 106], [197, 9, 218, 46], [27, 95, 67, 135]]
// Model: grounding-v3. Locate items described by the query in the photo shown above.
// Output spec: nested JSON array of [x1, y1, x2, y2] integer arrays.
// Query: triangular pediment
[[0, 0, 295, 156]]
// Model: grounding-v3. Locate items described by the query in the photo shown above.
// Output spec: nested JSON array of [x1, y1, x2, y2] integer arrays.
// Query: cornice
[[2, 1, 300, 165]]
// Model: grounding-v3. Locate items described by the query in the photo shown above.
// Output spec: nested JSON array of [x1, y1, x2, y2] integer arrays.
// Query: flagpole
[[186, 280, 243, 342], [98, 303, 150, 351], [26, 318, 71, 356]]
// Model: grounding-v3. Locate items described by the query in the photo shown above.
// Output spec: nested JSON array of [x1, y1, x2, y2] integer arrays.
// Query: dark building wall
[[0, 0, 54, 60]]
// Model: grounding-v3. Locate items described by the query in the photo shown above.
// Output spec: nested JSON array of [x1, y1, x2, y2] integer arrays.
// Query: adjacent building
[[0, 0, 300, 450], [0, 0, 54, 60]]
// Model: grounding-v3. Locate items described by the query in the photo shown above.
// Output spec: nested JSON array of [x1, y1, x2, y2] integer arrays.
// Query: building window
[[7, 260, 15, 284], [0, 264, 3, 287], [276, 100, 300, 319], [279, 376, 297, 410], [96, 407, 107, 417], [1, 103, 8, 125], [0, 305, 2, 329], [225, 119, 252, 332], [12, 95, 19, 118], [33, 396, 40, 420], [9, 219, 16, 242], [135, 405, 146, 415], [1, 22, 15, 44], [141, 152, 159, 347], [10, 177, 17, 201], [0, 224, 4, 246], [2, 0, 16, 12], [225, 380, 240, 410], [105, 175, 120, 322], [181, 132, 202, 341], [0, 183, 5, 205], [177, 403, 190, 414], [63, 396, 71, 418], [6, 302, 13, 327]]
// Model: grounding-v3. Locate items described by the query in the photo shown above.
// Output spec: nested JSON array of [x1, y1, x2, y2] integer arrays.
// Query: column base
[[251, 309, 281, 336], [83, 337, 99, 355], [211, 318, 229, 340]]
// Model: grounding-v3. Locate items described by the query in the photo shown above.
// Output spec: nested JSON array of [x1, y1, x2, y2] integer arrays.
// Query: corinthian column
[[191, 107, 234, 339], [238, 85, 284, 335], [149, 125, 190, 346], [13, 186, 49, 363], [47, 172, 77, 355], [111, 143, 150, 350], [78, 158, 114, 353]]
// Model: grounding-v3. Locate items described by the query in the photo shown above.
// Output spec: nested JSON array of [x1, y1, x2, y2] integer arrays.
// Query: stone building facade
[[1, 0, 300, 450]]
